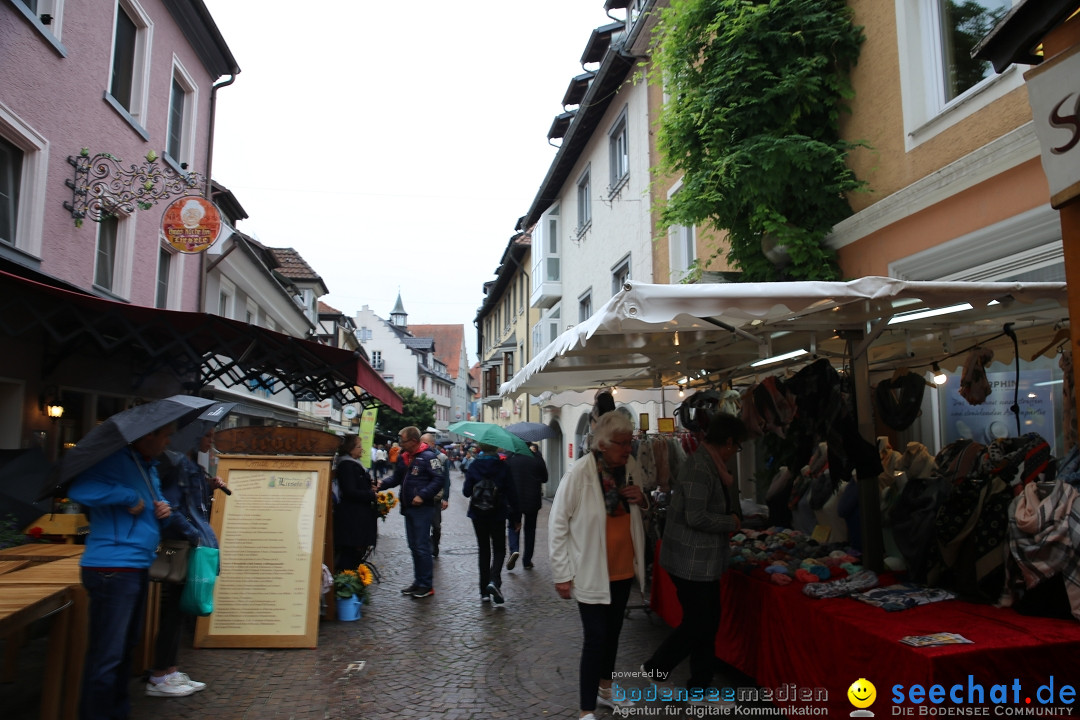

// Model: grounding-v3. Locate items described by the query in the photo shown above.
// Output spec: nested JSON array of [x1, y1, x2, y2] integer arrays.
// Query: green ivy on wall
[[651, 0, 866, 281]]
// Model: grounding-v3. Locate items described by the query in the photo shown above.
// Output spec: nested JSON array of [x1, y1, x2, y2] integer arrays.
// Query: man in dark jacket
[[506, 442, 548, 570], [378, 426, 445, 598]]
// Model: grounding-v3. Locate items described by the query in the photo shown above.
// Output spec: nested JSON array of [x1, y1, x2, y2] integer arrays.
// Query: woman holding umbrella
[[53, 394, 214, 720], [67, 422, 177, 720]]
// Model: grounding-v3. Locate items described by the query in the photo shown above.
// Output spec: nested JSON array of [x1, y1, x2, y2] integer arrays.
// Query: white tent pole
[[849, 332, 884, 572]]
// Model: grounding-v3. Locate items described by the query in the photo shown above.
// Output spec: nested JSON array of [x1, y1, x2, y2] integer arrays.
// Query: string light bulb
[[932, 362, 947, 386]]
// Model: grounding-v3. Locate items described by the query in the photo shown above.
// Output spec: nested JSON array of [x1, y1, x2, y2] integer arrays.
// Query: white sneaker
[[172, 671, 206, 692], [597, 686, 634, 711], [145, 677, 195, 697]]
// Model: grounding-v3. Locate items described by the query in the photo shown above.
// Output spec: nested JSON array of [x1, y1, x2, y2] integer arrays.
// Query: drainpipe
[[199, 72, 237, 314]]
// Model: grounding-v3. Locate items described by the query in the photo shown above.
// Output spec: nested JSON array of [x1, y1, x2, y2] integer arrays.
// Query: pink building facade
[[0, 0, 238, 454], [2, 0, 238, 305]]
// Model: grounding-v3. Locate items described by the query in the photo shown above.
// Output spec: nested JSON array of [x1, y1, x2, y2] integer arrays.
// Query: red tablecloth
[[650, 544, 1080, 717]]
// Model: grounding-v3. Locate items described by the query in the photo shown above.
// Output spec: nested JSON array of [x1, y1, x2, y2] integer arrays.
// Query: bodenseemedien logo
[[849, 678, 877, 717]]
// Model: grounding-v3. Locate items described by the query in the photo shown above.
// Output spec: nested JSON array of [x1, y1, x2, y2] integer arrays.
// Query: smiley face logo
[[848, 678, 877, 711]]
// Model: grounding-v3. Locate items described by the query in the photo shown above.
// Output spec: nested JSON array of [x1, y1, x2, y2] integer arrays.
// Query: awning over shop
[[0, 269, 403, 412], [501, 277, 1069, 396]]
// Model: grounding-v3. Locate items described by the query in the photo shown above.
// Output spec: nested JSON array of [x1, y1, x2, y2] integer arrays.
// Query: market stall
[[501, 278, 1077, 714]]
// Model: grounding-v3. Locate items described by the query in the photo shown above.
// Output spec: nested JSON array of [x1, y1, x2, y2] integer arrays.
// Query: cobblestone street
[[5, 468, 757, 720], [128, 468, 755, 719]]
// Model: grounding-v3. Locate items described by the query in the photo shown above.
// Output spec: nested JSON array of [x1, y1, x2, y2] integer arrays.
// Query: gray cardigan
[[659, 447, 740, 581]]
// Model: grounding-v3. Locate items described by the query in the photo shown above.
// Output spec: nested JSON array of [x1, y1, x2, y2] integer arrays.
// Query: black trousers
[[471, 515, 505, 594], [577, 578, 632, 712], [152, 581, 184, 672], [644, 574, 721, 690]]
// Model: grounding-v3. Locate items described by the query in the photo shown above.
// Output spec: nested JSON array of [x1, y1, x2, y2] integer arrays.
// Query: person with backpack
[[462, 443, 519, 605]]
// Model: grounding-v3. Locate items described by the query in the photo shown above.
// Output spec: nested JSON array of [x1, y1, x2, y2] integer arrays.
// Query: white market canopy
[[501, 277, 1070, 397]]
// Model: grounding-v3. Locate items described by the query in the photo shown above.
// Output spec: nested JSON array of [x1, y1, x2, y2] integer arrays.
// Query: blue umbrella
[[37, 394, 215, 500], [447, 421, 532, 455]]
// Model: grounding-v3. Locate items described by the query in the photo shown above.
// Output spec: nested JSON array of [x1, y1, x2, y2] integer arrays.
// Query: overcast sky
[[202, 1, 622, 364]]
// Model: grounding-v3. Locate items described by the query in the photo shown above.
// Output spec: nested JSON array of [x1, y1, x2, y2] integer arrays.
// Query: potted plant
[[333, 565, 373, 621]]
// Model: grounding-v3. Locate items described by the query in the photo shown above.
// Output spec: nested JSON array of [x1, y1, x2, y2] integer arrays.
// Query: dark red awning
[[0, 269, 402, 412]]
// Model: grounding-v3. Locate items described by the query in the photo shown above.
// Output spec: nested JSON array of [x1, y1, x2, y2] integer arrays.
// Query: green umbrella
[[447, 421, 532, 455]]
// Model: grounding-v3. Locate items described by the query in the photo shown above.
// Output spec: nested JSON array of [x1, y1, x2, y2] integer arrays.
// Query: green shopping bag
[[179, 546, 219, 616]]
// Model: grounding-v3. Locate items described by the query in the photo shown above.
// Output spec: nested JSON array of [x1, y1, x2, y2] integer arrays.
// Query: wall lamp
[[40, 387, 64, 419]]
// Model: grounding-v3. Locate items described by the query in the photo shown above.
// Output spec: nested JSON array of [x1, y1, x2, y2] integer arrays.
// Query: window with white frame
[[93, 212, 137, 296], [895, 0, 1020, 148], [608, 107, 629, 192], [0, 102, 48, 259], [533, 205, 561, 287], [576, 166, 592, 236], [219, 282, 233, 318], [578, 290, 592, 323], [667, 181, 697, 282], [107, 0, 152, 129], [359, 326, 372, 342], [372, 350, 383, 370], [11, 0, 66, 50], [938, 0, 1011, 104], [94, 217, 120, 292], [166, 61, 197, 167], [155, 245, 174, 308], [0, 137, 20, 248], [611, 255, 631, 296], [534, 302, 562, 350]]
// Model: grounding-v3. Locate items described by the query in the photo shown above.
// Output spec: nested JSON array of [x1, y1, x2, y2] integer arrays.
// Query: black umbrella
[[168, 402, 237, 454], [37, 394, 216, 501], [504, 422, 558, 442]]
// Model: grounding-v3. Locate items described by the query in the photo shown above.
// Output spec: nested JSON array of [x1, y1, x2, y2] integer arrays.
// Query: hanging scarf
[[595, 451, 628, 516]]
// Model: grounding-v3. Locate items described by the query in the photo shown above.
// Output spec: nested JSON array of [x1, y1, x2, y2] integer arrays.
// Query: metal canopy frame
[[0, 269, 402, 412]]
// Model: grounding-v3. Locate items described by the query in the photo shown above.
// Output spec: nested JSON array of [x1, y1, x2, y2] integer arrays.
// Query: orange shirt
[[388, 446, 400, 463], [605, 510, 635, 581]]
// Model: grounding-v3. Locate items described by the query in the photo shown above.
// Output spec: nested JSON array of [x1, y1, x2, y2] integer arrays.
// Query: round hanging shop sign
[[161, 196, 223, 254]]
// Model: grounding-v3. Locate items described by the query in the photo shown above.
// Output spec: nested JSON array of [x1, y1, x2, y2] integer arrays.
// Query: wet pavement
[[6, 468, 757, 719]]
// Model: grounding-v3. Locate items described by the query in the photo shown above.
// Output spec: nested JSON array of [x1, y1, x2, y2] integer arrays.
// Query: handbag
[[149, 539, 191, 583], [180, 545, 219, 616]]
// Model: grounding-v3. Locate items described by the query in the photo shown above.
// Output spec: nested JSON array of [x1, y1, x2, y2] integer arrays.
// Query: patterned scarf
[[595, 452, 628, 517]]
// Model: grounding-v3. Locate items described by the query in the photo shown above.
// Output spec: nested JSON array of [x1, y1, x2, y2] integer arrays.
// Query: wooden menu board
[[194, 454, 329, 648]]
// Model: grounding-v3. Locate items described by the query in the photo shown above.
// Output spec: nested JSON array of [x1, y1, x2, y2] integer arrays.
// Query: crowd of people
[[64, 394, 746, 720]]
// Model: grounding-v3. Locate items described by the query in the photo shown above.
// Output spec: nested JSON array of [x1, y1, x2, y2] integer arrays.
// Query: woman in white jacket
[[549, 410, 648, 720]]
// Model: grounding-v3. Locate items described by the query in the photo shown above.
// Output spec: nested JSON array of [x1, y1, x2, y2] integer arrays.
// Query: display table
[[0, 555, 85, 720], [0, 544, 85, 565], [651, 545, 1080, 717], [0, 583, 77, 720]]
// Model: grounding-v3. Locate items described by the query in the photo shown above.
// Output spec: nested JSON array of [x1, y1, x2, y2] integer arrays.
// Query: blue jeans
[[507, 509, 539, 565], [80, 567, 149, 720], [402, 505, 435, 588]]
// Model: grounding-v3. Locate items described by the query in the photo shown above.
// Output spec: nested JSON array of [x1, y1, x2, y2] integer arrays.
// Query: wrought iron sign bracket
[[63, 148, 205, 227]]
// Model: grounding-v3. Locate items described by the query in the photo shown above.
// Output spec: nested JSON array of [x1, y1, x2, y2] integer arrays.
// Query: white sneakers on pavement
[[145, 671, 206, 697]]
